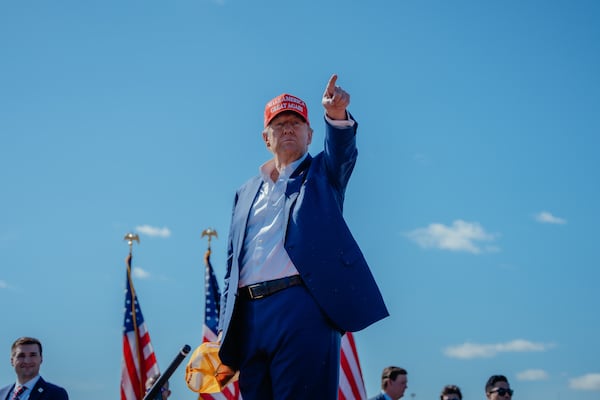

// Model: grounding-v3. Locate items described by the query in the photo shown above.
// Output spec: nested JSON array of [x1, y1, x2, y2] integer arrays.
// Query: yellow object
[[185, 342, 238, 393]]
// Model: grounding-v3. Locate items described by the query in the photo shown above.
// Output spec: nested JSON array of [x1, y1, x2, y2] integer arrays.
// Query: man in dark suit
[[217, 74, 388, 400], [0, 337, 69, 400], [369, 366, 408, 400]]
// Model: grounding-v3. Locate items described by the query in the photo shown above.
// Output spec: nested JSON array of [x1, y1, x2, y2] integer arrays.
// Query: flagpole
[[201, 227, 218, 262], [124, 232, 144, 397]]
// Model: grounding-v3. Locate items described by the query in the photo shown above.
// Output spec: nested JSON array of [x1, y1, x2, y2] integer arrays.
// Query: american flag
[[121, 253, 160, 400], [338, 332, 367, 400], [201, 249, 241, 400]]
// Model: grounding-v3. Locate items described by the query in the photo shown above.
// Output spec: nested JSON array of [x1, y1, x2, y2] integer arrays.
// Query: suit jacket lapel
[[286, 154, 311, 198], [284, 154, 312, 236], [28, 378, 45, 400], [234, 154, 311, 257], [233, 177, 263, 268]]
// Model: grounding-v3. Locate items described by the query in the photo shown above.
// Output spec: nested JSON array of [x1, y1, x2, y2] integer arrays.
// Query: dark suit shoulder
[[32, 378, 69, 400]]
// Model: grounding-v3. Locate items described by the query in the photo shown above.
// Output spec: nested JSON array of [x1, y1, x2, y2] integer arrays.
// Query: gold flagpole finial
[[123, 232, 140, 254], [201, 228, 218, 250]]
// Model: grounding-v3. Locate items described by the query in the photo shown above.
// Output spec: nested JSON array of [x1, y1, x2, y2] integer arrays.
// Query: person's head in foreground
[[485, 374, 514, 399]]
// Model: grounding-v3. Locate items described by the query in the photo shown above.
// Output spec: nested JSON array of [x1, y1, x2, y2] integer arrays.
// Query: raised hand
[[322, 74, 350, 120]]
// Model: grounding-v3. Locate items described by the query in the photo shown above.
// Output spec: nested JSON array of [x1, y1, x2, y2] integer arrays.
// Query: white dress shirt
[[13, 375, 41, 400], [239, 154, 306, 287], [239, 115, 355, 287]]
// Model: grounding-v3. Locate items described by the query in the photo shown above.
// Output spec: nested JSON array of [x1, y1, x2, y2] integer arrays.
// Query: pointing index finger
[[325, 74, 338, 97]]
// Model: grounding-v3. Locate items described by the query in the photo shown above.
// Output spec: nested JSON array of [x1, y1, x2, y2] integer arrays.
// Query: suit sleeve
[[322, 115, 358, 198]]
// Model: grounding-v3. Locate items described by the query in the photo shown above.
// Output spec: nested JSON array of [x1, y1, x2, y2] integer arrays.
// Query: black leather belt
[[239, 275, 303, 300]]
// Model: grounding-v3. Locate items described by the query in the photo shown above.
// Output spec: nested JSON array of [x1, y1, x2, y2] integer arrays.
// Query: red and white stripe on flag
[[338, 332, 367, 400], [121, 321, 159, 400], [121, 254, 160, 400]]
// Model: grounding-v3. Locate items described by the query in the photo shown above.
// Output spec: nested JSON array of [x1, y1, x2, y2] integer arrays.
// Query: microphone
[[143, 344, 191, 400]]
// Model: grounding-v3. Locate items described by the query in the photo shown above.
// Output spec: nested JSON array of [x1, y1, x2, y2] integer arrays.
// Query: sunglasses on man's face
[[489, 388, 514, 397]]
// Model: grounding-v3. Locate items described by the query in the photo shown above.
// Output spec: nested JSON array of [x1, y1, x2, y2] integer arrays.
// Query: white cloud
[[444, 339, 553, 359], [570, 373, 600, 391], [534, 211, 566, 225], [517, 369, 549, 381], [499, 339, 550, 352], [0, 280, 7, 289], [135, 225, 171, 238], [406, 220, 497, 254], [132, 267, 151, 279]]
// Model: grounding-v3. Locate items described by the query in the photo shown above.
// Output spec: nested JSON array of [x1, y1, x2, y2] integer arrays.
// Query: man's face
[[11, 344, 42, 383], [387, 374, 408, 399], [486, 381, 513, 400], [263, 112, 312, 163]]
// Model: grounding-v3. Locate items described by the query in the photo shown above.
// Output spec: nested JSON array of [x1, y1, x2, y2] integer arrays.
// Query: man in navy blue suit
[[216, 74, 388, 400], [0, 337, 69, 400]]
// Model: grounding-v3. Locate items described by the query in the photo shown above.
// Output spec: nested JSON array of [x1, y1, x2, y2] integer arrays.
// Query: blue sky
[[1, 0, 599, 399]]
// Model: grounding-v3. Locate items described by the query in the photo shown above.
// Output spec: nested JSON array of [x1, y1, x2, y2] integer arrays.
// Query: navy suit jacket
[[368, 394, 387, 400], [0, 377, 69, 400], [218, 117, 389, 366]]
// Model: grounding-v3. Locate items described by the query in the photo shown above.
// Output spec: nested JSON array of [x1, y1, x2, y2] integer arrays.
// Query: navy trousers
[[236, 284, 341, 400]]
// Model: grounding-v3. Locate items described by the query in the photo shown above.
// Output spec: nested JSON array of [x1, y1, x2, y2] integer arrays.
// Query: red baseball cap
[[264, 93, 309, 128]]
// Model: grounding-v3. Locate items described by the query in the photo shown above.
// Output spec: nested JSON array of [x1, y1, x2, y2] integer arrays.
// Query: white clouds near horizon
[[406, 220, 497, 254], [517, 369, 549, 381], [534, 211, 567, 225], [135, 225, 172, 238], [570, 373, 600, 391], [444, 339, 554, 359], [0, 280, 7, 289]]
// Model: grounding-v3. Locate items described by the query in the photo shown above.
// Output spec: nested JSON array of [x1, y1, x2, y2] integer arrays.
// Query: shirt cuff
[[325, 112, 355, 127]]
